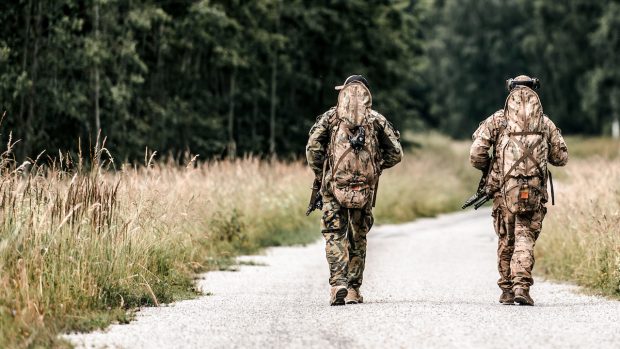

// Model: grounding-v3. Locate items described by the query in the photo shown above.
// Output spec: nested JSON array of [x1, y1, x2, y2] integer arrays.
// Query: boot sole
[[344, 297, 364, 304], [499, 300, 515, 305], [514, 295, 534, 306], [331, 288, 348, 306]]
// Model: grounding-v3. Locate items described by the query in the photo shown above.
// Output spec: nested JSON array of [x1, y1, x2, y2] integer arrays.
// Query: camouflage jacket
[[306, 107, 403, 181], [470, 109, 569, 194]]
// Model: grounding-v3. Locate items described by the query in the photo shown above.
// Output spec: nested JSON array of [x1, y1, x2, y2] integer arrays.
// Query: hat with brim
[[335, 75, 370, 90]]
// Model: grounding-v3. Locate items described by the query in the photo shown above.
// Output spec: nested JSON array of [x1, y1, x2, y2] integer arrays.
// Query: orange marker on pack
[[519, 184, 530, 200]]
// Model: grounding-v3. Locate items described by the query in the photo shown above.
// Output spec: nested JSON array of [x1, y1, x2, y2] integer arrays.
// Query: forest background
[[1, 0, 619, 161], [1, 1, 620, 347]]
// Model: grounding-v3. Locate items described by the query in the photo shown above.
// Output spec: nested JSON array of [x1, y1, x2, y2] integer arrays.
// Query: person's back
[[306, 75, 402, 305], [469, 75, 569, 305]]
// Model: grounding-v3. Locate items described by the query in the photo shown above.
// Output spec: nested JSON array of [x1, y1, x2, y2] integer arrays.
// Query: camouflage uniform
[[470, 109, 568, 292], [306, 108, 402, 290]]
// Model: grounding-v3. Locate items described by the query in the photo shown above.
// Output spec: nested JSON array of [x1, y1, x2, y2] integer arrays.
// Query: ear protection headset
[[506, 77, 540, 91]]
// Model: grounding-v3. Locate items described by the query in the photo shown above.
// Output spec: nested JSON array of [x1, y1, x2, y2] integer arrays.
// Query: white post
[[612, 89, 620, 140]]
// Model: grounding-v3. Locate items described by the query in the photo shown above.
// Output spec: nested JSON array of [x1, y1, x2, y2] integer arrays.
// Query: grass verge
[[0, 133, 473, 348], [537, 137, 620, 298]]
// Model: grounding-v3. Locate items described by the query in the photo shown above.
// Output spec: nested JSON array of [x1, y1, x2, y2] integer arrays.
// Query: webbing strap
[[330, 144, 374, 183], [503, 136, 544, 183], [321, 156, 328, 186], [331, 146, 354, 182], [510, 131, 544, 136], [328, 109, 338, 127]]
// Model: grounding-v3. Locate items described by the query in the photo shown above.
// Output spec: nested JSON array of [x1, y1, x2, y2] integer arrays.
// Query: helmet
[[506, 75, 540, 91], [335, 74, 370, 90]]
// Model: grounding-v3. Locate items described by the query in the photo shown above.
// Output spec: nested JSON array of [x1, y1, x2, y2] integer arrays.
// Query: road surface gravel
[[66, 209, 620, 349]]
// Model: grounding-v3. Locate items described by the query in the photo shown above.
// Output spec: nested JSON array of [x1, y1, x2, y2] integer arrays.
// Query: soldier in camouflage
[[470, 75, 569, 306], [306, 75, 402, 306]]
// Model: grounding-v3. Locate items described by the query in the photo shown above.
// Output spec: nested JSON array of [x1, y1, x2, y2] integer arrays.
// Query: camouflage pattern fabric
[[470, 108, 568, 291], [470, 109, 569, 195], [321, 190, 374, 288], [329, 83, 380, 209], [306, 108, 402, 180], [306, 107, 401, 289], [492, 198, 546, 291]]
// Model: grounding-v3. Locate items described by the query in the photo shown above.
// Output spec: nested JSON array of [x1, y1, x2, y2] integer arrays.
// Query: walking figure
[[306, 75, 403, 305]]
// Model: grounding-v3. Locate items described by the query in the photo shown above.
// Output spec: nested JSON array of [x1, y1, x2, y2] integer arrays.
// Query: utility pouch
[[332, 181, 371, 209], [504, 177, 543, 214]]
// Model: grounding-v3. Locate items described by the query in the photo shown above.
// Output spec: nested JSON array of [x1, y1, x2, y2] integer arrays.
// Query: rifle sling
[[320, 157, 328, 190], [548, 169, 555, 205], [510, 131, 543, 136], [331, 143, 374, 183], [331, 146, 354, 182]]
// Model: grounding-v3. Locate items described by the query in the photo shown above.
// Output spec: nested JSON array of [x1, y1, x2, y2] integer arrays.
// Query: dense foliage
[[0, 0, 422, 160], [0, 0, 617, 160], [422, 0, 620, 137]]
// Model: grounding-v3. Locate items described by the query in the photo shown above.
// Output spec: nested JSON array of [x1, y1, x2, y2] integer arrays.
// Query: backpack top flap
[[336, 82, 372, 126], [500, 87, 549, 213], [500, 86, 548, 179], [503, 86, 544, 133]]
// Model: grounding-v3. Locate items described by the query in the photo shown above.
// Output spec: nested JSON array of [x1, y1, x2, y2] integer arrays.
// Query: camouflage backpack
[[497, 86, 549, 214], [326, 82, 381, 209]]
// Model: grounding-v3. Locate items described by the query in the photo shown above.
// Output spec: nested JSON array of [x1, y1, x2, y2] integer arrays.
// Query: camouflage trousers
[[321, 191, 374, 289], [492, 199, 546, 291]]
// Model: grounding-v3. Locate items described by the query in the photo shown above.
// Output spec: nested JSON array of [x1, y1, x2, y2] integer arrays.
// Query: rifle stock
[[462, 162, 494, 210], [305, 178, 323, 216]]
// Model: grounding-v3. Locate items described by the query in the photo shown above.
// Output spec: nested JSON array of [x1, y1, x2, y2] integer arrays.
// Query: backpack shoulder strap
[[327, 107, 338, 126], [493, 110, 508, 141], [502, 134, 545, 183]]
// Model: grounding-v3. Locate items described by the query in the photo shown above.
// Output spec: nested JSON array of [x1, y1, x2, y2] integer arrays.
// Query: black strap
[[548, 169, 555, 205], [510, 131, 543, 136]]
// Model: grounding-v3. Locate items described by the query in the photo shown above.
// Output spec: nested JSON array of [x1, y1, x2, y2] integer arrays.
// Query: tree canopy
[[0, 0, 616, 160]]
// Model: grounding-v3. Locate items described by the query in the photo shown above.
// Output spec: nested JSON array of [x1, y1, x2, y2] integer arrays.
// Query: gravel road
[[66, 209, 620, 349]]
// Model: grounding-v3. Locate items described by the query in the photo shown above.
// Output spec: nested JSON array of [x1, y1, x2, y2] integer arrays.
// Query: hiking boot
[[345, 288, 363, 304], [499, 290, 515, 305], [330, 286, 348, 306], [514, 288, 534, 306]]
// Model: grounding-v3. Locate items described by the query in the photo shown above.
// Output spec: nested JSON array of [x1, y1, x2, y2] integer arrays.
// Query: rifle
[[305, 178, 323, 216], [462, 163, 493, 210]]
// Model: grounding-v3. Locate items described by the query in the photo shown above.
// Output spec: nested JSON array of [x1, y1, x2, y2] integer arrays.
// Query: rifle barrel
[[462, 192, 483, 210], [473, 195, 490, 210]]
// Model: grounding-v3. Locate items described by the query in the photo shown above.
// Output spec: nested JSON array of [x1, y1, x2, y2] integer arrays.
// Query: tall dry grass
[[0, 139, 315, 347], [7, 130, 616, 348], [0, 132, 474, 348], [537, 138, 620, 298], [375, 133, 477, 221]]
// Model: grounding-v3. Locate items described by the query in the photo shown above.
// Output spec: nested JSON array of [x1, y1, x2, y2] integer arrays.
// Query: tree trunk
[[25, 0, 42, 157], [252, 96, 259, 150], [269, 56, 278, 156], [269, 1, 280, 156], [612, 88, 620, 140], [227, 69, 237, 159], [18, 0, 33, 159], [94, 0, 101, 134]]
